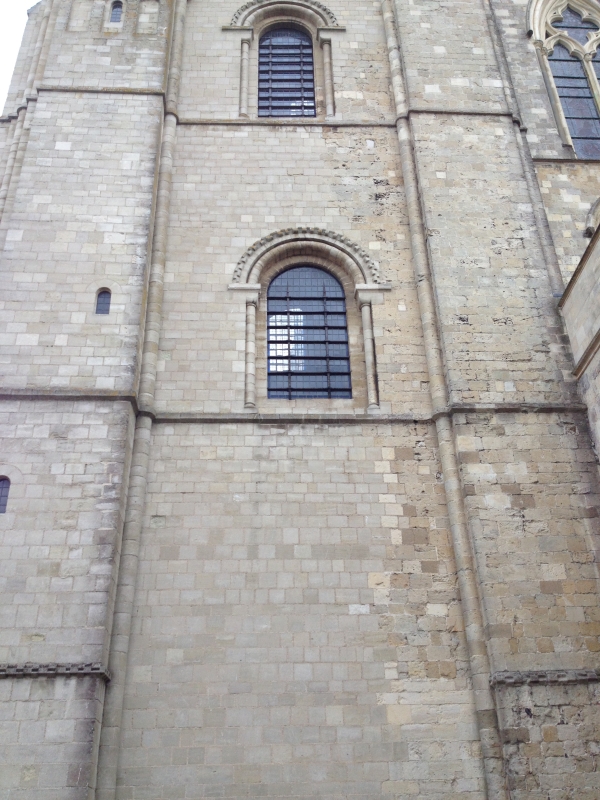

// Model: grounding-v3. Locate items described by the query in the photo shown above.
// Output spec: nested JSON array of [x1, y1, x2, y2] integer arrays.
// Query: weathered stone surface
[[0, 0, 599, 798]]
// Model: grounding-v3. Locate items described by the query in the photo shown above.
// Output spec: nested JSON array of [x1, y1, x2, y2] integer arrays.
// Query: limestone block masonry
[[0, 1, 599, 799]]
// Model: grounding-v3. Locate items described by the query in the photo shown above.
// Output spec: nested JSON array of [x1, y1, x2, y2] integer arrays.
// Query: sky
[[0, 0, 35, 112]]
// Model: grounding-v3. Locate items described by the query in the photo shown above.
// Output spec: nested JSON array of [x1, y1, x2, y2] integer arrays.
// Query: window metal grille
[[96, 290, 112, 315], [551, 7, 598, 45], [0, 478, 10, 514], [267, 267, 352, 400], [259, 29, 316, 118], [110, 1, 123, 23], [549, 43, 600, 158]]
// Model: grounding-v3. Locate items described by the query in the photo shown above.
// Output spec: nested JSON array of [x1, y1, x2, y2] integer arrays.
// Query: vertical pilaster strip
[[0, 104, 34, 246], [96, 416, 152, 800], [0, 0, 58, 225], [23, 0, 53, 100], [138, 111, 177, 408], [95, 1, 190, 798], [0, 110, 26, 220], [322, 39, 335, 117], [240, 38, 251, 117], [32, 0, 60, 92], [0, 118, 17, 179], [380, 2, 508, 797]]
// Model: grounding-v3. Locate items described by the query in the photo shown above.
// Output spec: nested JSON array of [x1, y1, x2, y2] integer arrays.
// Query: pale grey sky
[[0, 1, 36, 112]]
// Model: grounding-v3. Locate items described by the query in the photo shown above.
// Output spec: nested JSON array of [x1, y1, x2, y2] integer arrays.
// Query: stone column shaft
[[95, 1, 190, 797], [380, 2, 508, 797]]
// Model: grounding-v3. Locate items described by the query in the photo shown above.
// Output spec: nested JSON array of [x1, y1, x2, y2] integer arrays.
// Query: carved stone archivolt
[[230, 0, 339, 27], [231, 227, 384, 286]]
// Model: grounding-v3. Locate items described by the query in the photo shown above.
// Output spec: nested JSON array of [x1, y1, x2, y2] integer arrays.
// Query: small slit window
[[96, 290, 112, 315], [259, 29, 316, 118], [267, 266, 352, 400], [110, 1, 123, 23], [0, 478, 10, 514]]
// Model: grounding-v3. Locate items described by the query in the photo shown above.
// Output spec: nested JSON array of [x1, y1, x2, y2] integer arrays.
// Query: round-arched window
[[258, 29, 316, 117], [0, 477, 10, 514], [267, 266, 352, 399], [110, 1, 123, 23], [96, 289, 112, 315]]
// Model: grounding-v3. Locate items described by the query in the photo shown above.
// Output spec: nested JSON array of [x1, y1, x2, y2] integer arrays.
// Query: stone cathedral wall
[[492, 0, 600, 281], [0, 0, 600, 799], [119, 421, 487, 800], [0, 91, 161, 393], [156, 124, 425, 415]]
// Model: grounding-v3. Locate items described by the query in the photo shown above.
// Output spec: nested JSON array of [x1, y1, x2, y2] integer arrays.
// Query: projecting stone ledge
[[0, 663, 111, 681], [491, 669, 600, 687]]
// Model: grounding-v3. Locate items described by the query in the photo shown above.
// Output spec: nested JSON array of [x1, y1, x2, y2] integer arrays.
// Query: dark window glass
[[551, 7, 598, 45], [0, 478, 10, 514], [549, 43, 600, 158], [258, 29, 316, 118], [110, 1, 123, 23], [267, 267, 352, 400], [96, 290, 112, 315]]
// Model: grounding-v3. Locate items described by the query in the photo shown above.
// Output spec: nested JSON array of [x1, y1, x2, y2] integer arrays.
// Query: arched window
[[267, 266, 351, 399], [96, 289, 112, 315], [542, 6, 600, 157], [0, 478, 10, 514], [110, 1, 123, 23], [552, 5, 598, 43], [258, 29, 316, 117]]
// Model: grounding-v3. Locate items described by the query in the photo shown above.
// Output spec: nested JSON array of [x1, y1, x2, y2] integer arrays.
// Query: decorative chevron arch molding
[[230, 0, 339, 26], [231, 227, 384, 285]]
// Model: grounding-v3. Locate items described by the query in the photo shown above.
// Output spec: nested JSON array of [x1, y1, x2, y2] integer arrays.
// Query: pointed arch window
[[258, 29, 316, 117], [267, 267, 351, 399], [0, 478, 10, 514], [535, 5, 600, 157], [552, 5, 598, 42], [548, 42, 600, 157]]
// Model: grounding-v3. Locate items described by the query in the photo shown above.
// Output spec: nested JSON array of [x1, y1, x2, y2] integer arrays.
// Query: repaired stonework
[[0, 1, 599, 799]]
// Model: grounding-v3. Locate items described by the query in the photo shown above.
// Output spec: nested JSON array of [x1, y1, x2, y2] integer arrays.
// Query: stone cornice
[[0, 395, 586, 421], [491, 669, 600, 687], [0, 663, 111, 681]]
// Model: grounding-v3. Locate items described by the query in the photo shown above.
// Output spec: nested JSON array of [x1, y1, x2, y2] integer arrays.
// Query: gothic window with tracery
[[545, 6, 600, 157], [0, 478, 10, 514], [552, 5, 598, 42], [267, 267, 351, 399], [549, 43, 600, 156], [258, 29, 316, 117]]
